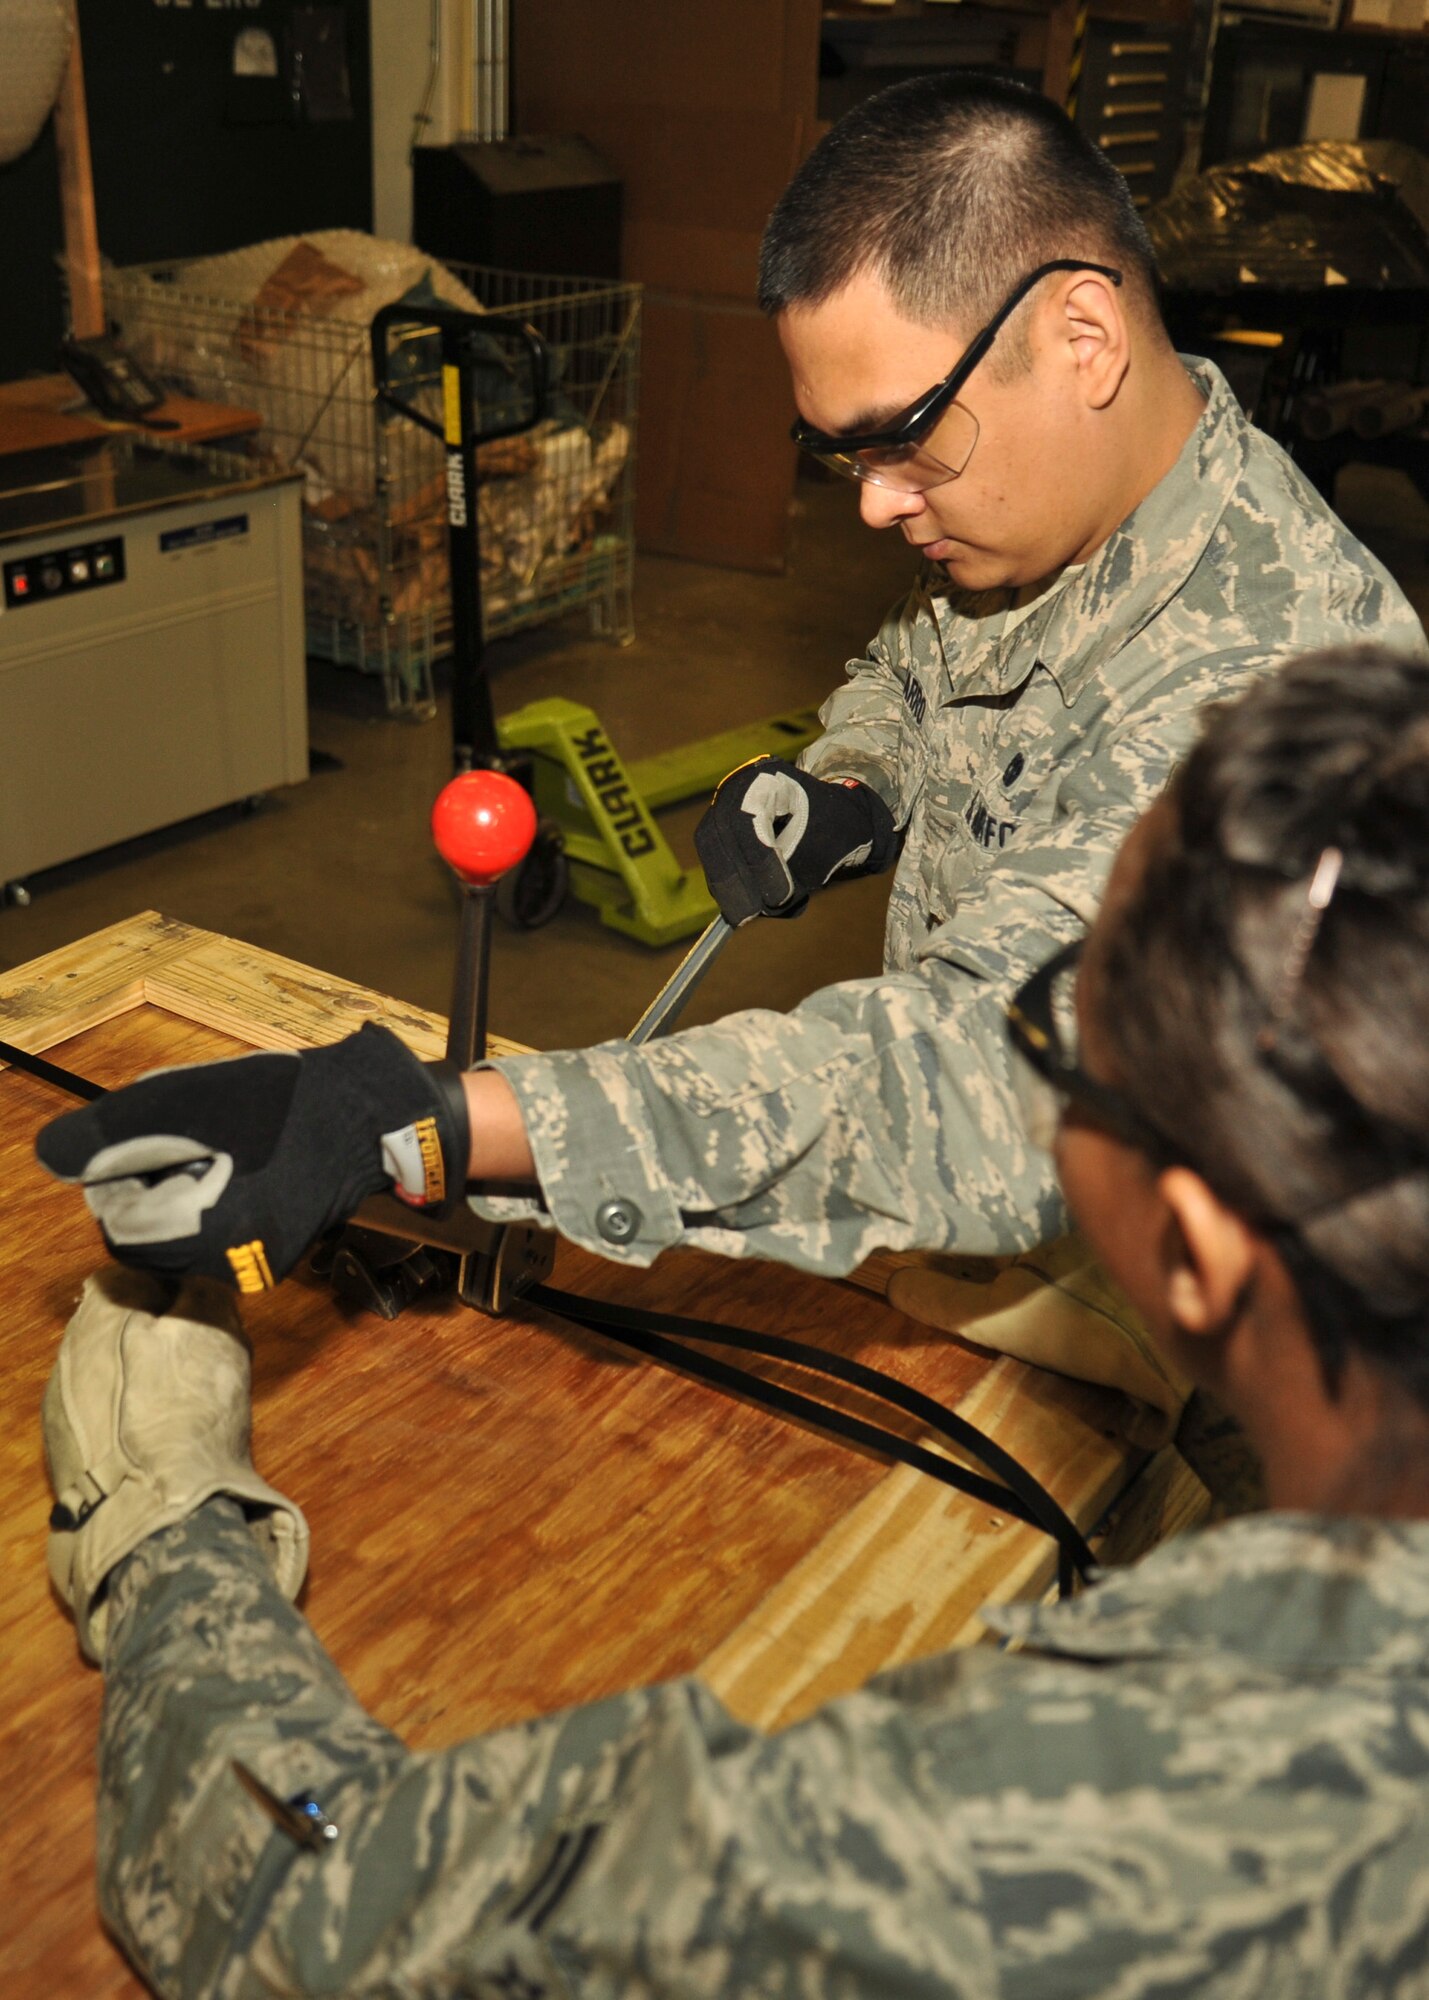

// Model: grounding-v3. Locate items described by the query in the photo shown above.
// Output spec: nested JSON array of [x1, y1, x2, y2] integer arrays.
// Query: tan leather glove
[[43, 1268, 308, 1663]]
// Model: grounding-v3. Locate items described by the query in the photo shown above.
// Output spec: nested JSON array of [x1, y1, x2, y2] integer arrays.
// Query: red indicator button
[[12, 572, 29, 597]]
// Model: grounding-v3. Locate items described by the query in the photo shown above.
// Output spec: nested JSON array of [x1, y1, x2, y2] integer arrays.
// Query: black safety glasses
[[1004, 937, 1177, 1162], [791, 259, 1123, 493]]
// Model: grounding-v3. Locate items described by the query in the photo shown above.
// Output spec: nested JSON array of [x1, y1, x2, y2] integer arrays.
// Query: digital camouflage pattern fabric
[[477, 359, 1426, 1276], [101, 1497, 1429, 1997]]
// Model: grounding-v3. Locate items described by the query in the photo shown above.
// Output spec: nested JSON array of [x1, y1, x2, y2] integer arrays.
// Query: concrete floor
[[2, 466, 1427, 1055]]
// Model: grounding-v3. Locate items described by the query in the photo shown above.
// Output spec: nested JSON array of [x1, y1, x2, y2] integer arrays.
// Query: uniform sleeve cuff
[[468, 1047, 684, 1265], [797, 740, 899, 814]]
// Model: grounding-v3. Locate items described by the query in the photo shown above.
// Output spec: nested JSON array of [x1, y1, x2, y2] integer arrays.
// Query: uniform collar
[[986, 1512, 1429, 1674], [928, 358, 1251, 707]]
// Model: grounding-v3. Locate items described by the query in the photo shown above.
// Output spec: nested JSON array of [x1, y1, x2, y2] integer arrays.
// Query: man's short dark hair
[[758, 70, 1162, 356]]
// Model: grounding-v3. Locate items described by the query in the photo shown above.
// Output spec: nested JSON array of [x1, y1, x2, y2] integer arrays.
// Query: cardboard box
[[637, 297, 800, 571], [514, 0, 821, 572]]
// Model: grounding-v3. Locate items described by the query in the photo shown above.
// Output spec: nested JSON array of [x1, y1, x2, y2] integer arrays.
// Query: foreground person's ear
[[1061, 271, 1129, 408], [1156, 1167, 1260, 1339]]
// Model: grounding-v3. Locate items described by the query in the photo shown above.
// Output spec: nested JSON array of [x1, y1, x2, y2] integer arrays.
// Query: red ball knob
[[431, 771, 537, 887]]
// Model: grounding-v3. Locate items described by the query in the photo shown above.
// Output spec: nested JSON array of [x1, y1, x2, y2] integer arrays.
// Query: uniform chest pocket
[[897, 791, 978, 934]]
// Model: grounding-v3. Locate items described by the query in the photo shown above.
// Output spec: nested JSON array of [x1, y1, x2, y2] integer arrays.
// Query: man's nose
[[858, 479, 923, 531]]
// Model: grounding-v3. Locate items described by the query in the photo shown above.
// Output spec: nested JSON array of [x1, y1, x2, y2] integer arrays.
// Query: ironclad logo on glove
[[35, 1025, 471, 1292], [382, 1113, 449, 1208], [693, 755, 898, 928]]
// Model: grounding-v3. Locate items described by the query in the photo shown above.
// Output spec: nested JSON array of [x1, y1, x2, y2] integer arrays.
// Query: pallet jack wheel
[[495, 821, 569, 930]]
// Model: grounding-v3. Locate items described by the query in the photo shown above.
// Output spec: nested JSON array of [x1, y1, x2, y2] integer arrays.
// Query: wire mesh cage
[[104, 234, 640, 718]]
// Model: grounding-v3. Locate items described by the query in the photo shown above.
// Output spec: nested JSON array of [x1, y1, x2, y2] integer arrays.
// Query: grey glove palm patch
[[80, 1137, 234, 1247], [742, 769, 812, 860], [740, 770, 872, 890]]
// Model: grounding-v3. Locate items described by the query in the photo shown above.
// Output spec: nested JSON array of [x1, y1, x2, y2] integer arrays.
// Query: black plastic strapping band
[[530, 1284, 1096, 1583], [0, 1036, 105, 1101]]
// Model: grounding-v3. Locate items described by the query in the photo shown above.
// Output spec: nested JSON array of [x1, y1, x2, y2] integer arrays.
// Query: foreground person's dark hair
[[1101, 646, 1429, 1405]]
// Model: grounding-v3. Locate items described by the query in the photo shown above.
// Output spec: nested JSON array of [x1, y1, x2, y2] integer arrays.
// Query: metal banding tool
[[350, 808, 733, 1305], [625, 915, 733, 1047]]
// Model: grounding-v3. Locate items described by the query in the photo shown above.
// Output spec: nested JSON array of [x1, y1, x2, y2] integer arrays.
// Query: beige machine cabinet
[[0, 441, 307, 896]]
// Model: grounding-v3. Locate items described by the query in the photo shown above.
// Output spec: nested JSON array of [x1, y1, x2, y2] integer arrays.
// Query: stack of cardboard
[[514, 0, 821, 574]]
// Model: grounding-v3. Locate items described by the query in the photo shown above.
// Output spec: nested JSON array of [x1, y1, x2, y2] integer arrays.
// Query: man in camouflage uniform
[[475, 349, 1422, 1275], [33, 81, 1425, 1292]]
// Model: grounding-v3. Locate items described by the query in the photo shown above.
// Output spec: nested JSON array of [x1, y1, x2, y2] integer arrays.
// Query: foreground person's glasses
[[1005, 916, 1429, 1372], [791, 258, 1124, 493], [1005, 938, 1173, 1161], [1006, 899, 1425, 1222]]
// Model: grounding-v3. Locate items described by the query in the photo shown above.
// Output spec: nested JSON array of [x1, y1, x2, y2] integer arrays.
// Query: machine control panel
[[4, 536, 126, 611]]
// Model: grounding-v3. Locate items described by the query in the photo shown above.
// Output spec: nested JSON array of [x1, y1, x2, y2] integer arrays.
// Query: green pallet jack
[[371, 302, 821, 946]]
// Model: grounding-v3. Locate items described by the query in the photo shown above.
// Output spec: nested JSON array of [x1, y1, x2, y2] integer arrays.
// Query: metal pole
[[494, 0, 509, 140], [447, 885, 494, 1067], [478, 0, 492, 139], [409, 0, 443, 159]]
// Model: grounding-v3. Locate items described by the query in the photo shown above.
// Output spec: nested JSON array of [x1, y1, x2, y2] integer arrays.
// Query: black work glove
[[35, 1024, 470, 1293], [694, 756, 897, 927]]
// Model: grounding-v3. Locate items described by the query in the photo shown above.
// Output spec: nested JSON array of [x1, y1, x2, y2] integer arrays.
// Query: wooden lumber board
[[0, 910, 198, 1052], [143, 925, 525, 1062], [8, 1016, 1012, 1720], [492, 1255, 1177, 1723], [143, 928, 452, 1059], [1094, 1444, 1211, 1570], [702, 1418, 1211, 1732], [0, 377, 265, 455], [2, 1036, 148, 1999], [53, 8, 103, 342], [0, 398, 100, 455], [0, 1007, 993, 1997], [701, 1362, 1128, 1729], [0, 909, 525, 1068]]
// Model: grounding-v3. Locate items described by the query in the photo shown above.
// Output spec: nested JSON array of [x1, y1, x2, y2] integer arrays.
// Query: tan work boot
[[43, 1268, 308, 1663]]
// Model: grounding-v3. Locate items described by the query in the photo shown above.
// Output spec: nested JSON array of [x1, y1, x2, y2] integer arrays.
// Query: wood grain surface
[[0, 378, 263, 457], [0, 910, 525, 1067]]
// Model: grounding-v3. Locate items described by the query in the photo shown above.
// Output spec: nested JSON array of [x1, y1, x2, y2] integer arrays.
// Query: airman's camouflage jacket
[[478, 361, 1426, 1272], [107, 1506, 1429, 1996]]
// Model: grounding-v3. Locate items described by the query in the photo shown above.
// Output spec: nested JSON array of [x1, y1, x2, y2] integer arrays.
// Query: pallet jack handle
[[370, 302, 551, 774]]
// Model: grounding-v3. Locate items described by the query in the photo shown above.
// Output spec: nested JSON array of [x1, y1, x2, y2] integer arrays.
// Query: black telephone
[[58, 335, 171, 424]]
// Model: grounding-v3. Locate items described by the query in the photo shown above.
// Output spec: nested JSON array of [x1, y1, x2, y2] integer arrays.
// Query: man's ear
[[1156, 1166, 1259, 1339], [1059, 271, 1129, 409]]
